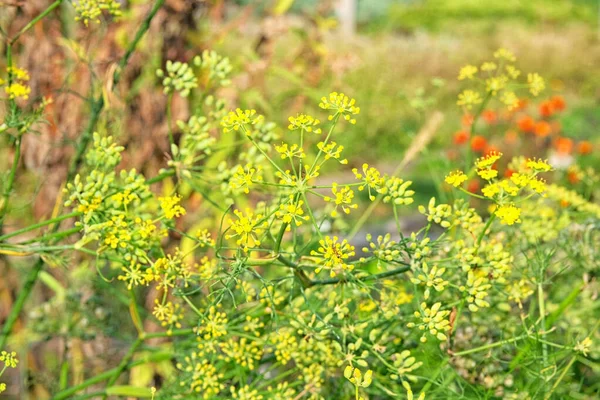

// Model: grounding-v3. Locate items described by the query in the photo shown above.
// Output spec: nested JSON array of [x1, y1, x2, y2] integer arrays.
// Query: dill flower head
[[221, 108, 263, 133], [494, 48, 517, 62], [527, 73, 545, 96], [457, 89, 482, 109], [159, 195, 186, 219], [288, 114, 322, 133], [319, 92, 360, 123], [353, 163, 384, 200], [156, 60, 198, 97], [495, 204, 522, 225], [445, 171, 467, 187], [3, 66, 31, 100], [476, 152, 502, 169], [0, 351, 18, 369], [310, 236, 356, 277], [458, 65, 478, 80], [73, 0, 122, 25], [226, 208, 267, 251], [324, 183, 358, 217], [526, 158, 552, 173]]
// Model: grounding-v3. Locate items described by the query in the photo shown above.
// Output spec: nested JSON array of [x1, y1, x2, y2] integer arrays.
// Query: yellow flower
[[226, 208, 267, 251], [505, 65, 521, 79], [319, 92, 360, 122], [477, 169, 498, 181], [7, 66, 30, 81], [501, 91, 519, 110], [457, 89, 482, 109], [0, 351, 18, 368], [482, 183, 500, 198], [458, 65, 478, 80], [445, 171, 467, 187], [288, 114, 322, 133], [495, 204, 521, 225], [485, 75, 508, 95], [481, 62, 497, 71], [475, 152, 502, 169], [159, 194, 186, 219], [221, 108, 263, 133], [527, 73, 545, 96], [5, 82, 31, 100], [275, 197, 310, 228], [494, 48, 516, 62], [324, 183, 358, 217], [526, 158, 552, 172], [310, 235, 356, 277]]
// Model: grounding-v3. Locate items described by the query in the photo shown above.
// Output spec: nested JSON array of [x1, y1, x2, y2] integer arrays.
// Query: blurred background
[[1, 0, 599, 221], [1, 1, 600, 397]]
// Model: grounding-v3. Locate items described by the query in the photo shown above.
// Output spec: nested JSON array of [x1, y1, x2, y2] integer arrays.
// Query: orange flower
[[504, 168, 515, 178], [577, 140, 593, 155], [567, 171, 579, 185], [554, 137, 573, 154], [517, 115, 535, 133], [482, 110, 497, 124], [453, 130, 469, 145], [461, 113, 474, 127], [470, 135, 487, 152], [504, 130, 518, 145], [539, 101, 553, 118], [550, 95, 566, 112], [534, 121, 551, 137], [467, 180, 480, 193]]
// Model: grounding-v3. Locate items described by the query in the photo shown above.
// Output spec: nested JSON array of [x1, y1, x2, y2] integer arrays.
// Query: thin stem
[[0, 258, 44, 349], [452, 334, 528, 356], [0, 134, 22, 232], [51, 352, 173, 400], [0, 211, 81, 242], [10, 0, 63, 44]]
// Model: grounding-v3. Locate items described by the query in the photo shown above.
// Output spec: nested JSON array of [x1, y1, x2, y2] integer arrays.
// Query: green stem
[[475, 213, 495, 250], [452, 334, 528, 356], [538, 282, 548, 368], [0, 212, 81, 242], [0, 258, 44, 349], [0, 134, 22, 232], [51, 352, 173, 400], [9, 0, 63, 44]]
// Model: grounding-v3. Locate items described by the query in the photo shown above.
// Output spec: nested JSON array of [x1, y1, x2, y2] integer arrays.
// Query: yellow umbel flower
[[310, 235, 356, 277], [526, 158, 552, 173], [319, 92, 360, 122], [457, 89, 482, 109], [275, 197, 309, 228], [406, 302, 451, 342], [475, 152, 502, 169], [495, 204, 522, 225], [221, 108, 263, 133], [494, 48, 517, 62], [458, 65, 478, 80], [73, 0, 122, 25], [0, 351, 18, 368], [288, 114, 322, 133], [5, 83, 31, 100], [445, 171, 467, 187], [226, 209, 267, 251], [324, 183, 358, 217], [477, 169, 498, 181], [527, 73, 545, 96], [159, 194, 186, 219], [353, 163, 384, 200]]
